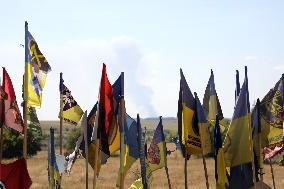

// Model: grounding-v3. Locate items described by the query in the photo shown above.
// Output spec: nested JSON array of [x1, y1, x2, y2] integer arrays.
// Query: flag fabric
[[223, 67, 254, 189], [223, 67, 253, 167], [147, 116, 166, 172], [258, 74, 284, 160], [0, 158, 32, 189], [194, 92, 212, 155], [214, 115, 229, 189], [177, 69, 202, 155], [116, 111, 139, 187], [59, 74, 84, 125], [48, 128, 61, 189], [203, 70, 224, 123], [3, 68, 23, 133], [0, 82, 6, 128], [128, 178, 143, 189], [25, 28, 51, 107], [203, 70, 226, 152], [92, 64, 115, 161]]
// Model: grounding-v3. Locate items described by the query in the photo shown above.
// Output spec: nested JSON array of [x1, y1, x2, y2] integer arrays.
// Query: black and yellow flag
[[59, 74, 83, 125], [178, 69, 202, 155]]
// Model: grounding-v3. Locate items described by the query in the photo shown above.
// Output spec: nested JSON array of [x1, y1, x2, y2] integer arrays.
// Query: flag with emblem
[[59, 73, 84, 125], [2, 68, 23, 133], [25, 23, 51, 107], [147, 116, 167, 172], [258, 74, 284, 160]]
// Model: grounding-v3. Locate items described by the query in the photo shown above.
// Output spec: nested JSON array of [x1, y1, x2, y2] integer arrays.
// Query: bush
[[64, 127, 81, 154], [2, 107, 43, 159]]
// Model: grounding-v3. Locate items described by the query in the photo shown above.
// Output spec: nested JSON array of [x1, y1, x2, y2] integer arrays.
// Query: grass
[[24, 143, 284, 189]]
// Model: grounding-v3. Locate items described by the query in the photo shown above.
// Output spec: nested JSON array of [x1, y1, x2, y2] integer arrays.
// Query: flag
[[0, 81, 6, 128], [25, 27, 51, 107], [223, 67, 254, 189], [92, 63, 115, 161], [214, 115, 229, 189], [194, 92, 212, 155], [48, 128, 61, 189], [258, 74, 284, 160], [59, 73, 84, 125], [177, 69, 202, 155], [116, 111, 139, 187], [203, 70, 226, 151], [3, 68, 23, 132], [0, 158, 32, 189], [223, 66, 253, 167], [147, 116, 166, 172], [128, 178, 143, 189], [203, 70, 224, 123]]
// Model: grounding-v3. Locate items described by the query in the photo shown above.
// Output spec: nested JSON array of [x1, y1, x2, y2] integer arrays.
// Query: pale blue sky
[[0, 0, 283, 120]]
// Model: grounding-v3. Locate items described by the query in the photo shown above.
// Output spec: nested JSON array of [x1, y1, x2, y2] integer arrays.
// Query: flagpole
[[202, 154, 209, 189], [184, 150, 188, 189], [269, 159, 276, 189], [84, 111, 89, 189], [59, 72, 63, 155], [93, 139, 99, 189], [119, 96, 125, 189], [164, 166, 172, 189], [23, 21, 29, 159]]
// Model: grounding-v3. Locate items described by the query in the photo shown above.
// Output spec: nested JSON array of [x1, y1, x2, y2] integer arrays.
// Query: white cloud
[[244, 55, 257, 61]]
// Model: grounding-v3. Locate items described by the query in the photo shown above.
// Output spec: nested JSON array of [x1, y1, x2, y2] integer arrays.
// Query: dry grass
[[24, 143, 284, 189]]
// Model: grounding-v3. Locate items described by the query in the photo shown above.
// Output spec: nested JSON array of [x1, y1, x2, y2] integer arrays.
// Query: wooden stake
[[23, 21, 29, 159], [84, 111, 89, 189], [119, 97, 126, 189], [93, 139, 100, 189], [165, 166, 172, 189], [202, 154, 209, 189], [269, 159, 276, 189], [184, 150, 188, 189], [59, 73, 63, 155]]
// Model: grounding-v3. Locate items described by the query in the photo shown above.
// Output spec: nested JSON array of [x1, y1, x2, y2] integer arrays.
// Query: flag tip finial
[[211, 69, 213, 74]]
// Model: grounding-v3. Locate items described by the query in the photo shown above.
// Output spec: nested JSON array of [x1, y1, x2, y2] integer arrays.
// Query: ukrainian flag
[[25, 28, 51, 107], [203, 70, 226, 139], [59, 74, 84, 125], [48, 128, 61, 189], [178, 69, 202, 155], [214, 115, 229, 189], [147, 116, 166, 172], [194, 92, 212, 155], [223, 67, 253, 167], [117, 111, 139, 187]]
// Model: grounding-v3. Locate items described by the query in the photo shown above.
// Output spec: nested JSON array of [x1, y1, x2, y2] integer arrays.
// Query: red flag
[[97, 64, 114, 157], [3, 68, 23, 132], [0, 158, 32, 189], [0, 85, 6, 127]]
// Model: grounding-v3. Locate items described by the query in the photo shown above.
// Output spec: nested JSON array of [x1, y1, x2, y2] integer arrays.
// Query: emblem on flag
[[0, 181, 6, 189], [147, 142, 161, 164]]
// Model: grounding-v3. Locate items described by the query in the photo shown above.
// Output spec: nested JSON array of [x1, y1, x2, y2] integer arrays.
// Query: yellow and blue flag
[[117, 111, 139, 187], [214, 115, 229, 189], [59, 73, 84, 125], [223, 66, 253, 167], [203, 70, 226, 150], [178, 69, 202, 156], [147, 116, 166, 172], [228, 69, 254, 189], [48, 128, 61, 189], [25, 26, 51, 107], [194, 92, 212, 155]]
